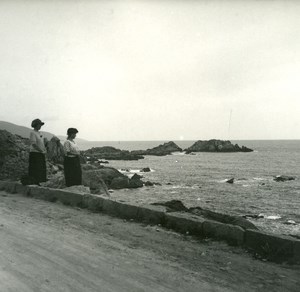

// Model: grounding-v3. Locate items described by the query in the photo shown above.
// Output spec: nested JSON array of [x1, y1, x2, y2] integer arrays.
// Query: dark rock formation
[[190, 207, 258, 230], [185, 139, 253, 153], [152, 200, 258, 230], [81, 170, 110, 195], [110, 177, 130, 189], [140, 167, 151, 172], [46, 136, 65, 164], [128, 176, 144, 188], [273, 175, 295, 182], [226, 178, 234, 184], [83, 167, 125, 186], [152, 200, 188, 212], [83, 146, 144, 161], [83, 141, 182, 160], [144, 181, 154, 186], [132, 141, 182, 156], [109, 170, 144, 189], [131, 173, 143, 180]]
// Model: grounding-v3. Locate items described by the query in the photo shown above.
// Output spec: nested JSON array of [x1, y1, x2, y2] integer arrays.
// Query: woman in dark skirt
[[63, 128, 82, 187], [28, 119, 47, 184]]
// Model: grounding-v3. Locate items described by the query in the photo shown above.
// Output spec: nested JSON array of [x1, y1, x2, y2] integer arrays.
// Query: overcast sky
[[1, 0, 299, 141]]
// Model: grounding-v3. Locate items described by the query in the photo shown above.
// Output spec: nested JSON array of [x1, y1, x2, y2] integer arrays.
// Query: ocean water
[[81, 140, 300, 237]]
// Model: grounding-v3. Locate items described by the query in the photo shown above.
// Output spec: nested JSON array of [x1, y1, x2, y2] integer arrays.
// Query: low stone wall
[[0, 180, 299, 264]]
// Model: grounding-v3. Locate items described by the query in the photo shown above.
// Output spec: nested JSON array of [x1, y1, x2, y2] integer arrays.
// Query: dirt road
[[0, 191, 299, 291]]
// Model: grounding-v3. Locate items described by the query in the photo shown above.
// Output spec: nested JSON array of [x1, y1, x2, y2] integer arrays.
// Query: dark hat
[[67, 128, 79, 135], [31, 119, 45, 128]]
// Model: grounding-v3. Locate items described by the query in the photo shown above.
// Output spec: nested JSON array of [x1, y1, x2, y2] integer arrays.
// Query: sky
[[0, 0, 299, 141]]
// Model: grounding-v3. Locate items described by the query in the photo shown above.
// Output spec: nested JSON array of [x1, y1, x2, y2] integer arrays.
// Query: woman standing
[[29, 118, 47, 184], [63, 128, 82, 187]]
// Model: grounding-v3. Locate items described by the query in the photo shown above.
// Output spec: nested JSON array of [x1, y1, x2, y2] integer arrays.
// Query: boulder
[[45, 136, 64, 164], [109, 174, 144, 189], [131, 173, 143, 180], [129, 176, 144, 188], [110, 177, 130, 189], [144, 181, 154, 186], [140, 167, 151, 172], [226, 178, 234, 184], [185, 139, 253, 153], [83, 167, 124, 186], [82, 169, 112, 195], [274, 175, 295, 182], [43, 172, 66, 189]]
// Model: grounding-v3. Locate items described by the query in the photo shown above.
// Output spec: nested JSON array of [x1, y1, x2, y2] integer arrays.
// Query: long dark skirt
[[28, 152, 47, 183], [64, 156, 82, 187]]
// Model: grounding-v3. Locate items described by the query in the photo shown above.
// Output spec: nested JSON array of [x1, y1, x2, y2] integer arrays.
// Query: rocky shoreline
[[0, 129, 254, 193], [83, 140, 253, 161], [1, 128, 300, 264]]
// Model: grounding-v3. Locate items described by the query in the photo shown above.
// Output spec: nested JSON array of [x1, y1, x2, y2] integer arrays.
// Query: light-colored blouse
[[64, 139, 80, 157], [29, 130, 46, 153]]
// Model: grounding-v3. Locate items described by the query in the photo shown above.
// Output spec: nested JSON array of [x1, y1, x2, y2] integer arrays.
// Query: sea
[[79, 140, 300, 237]]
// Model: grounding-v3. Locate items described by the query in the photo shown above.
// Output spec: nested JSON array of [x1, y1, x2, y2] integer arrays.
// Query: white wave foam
[[171, 152, 185, 156], [266, 215, 282, 220]]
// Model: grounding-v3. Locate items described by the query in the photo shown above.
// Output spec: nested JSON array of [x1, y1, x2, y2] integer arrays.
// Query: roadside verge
[[0, 180, 299, 264]]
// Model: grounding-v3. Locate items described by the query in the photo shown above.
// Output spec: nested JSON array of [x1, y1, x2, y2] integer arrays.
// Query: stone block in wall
[[4, 182, 17, 194], [102, 199, 121, 216], [53, 189, 84, 206], [83, 194, 105, 212], [0, 180, 8, 191], [245, 229, 295, 262], [203, 220, 245, 246], [15, 183, 30, 196], [165, 212, 204, 235], [137, 205, 166, 225], [118, 202, 140, 219], [29, 186, 61, 203], [293, 240, 300, 264]]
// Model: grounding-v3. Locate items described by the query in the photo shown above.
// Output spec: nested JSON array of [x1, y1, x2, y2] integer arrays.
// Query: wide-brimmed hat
[[67, 128, 79, 135], [31, 119, 45, 128]]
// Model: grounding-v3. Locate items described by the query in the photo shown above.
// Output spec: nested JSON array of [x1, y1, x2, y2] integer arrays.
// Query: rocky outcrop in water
[[132, 141, 182, 156], [273, 175, 295, 182], [83, 146, 144, 161], [185, 139, 253, 153], [83, 142, 182, 161]]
